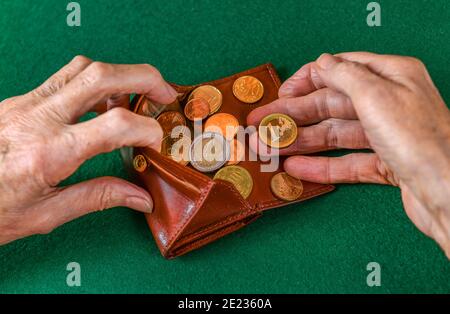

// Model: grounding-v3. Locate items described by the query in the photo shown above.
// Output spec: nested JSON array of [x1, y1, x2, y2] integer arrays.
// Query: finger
[[49, 62, 178, 122], [247, 88, 356, 127], [335, 52, 430, 86], [33, 55, 92, 98], [314, 53, 392, 103], [66, 107, 163, 167], [91, 94, 130, 116], [27, 177, 153, 235], [284, 153, 397, 185], [107, 94, 130, 110], [249, 119, 370, 156], [278, 62, 326, 98]]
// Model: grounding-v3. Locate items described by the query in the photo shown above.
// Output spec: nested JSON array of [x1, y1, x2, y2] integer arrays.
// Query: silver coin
[[189, 132, 230, 173]]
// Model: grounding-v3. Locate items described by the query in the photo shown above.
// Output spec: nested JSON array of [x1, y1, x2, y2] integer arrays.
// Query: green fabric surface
[[0, 0, 449, 293]]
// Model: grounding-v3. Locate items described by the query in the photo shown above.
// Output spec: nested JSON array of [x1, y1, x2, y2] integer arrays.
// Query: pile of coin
[[134, 75, 303, 202]]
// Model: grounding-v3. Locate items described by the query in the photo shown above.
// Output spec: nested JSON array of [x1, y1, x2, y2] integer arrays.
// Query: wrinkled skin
[[0, 56, 177, 245], [248, 52, 450, 258], [1, 53, 450, 260]]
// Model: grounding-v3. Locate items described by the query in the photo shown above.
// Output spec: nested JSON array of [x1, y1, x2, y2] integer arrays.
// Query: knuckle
[[83, 62, 113, 87], [97, 184, 115, 211], [108, 107, 132, 127], [141, 63, 160, 77], [71, 55, 92, 66], [405, 57, 426, 71]]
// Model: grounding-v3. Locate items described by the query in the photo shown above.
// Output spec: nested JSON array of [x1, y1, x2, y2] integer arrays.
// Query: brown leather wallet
[[124, 63, 335, 259]]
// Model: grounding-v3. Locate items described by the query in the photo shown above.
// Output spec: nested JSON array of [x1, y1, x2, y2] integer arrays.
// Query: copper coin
[[156, 111, 186, 136], [232, 76, 264, 103], [188, 85, 223, 115], [204, 113, 240, 141], [133, 155, 148, 173], [270, 172, 303, 201], [259, 113, 298, 148], [227, 139, 245, 165], [184, 98, 210, 121]]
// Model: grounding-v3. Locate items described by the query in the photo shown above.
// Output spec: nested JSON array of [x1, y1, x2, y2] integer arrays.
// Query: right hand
[[247, 52, 450, 258]]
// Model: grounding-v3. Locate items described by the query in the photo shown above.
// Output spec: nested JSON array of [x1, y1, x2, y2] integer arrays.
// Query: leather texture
[[128, 64, 335, 258]]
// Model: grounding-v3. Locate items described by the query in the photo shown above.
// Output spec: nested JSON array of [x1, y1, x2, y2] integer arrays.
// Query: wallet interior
[[128, 64, 335, 258]]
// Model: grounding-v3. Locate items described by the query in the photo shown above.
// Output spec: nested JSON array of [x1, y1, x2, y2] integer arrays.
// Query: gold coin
[[270, 172, 303, 201], [133, 155, 148, 172], [232, 76, 264, 103], [259, 113, 298, 148], [161, 126, 191, 166], [188, 85, 223, 115], [213, 166, 253, 199], [227, 139, 245, 165]]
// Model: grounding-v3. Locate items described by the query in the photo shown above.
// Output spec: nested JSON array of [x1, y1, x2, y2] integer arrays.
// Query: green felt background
[[0, 0, 449, 294]]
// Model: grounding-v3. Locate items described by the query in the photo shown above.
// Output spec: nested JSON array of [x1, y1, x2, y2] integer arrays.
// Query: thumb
[[40, 177, 153, 230], [314, 53, 388, 101]]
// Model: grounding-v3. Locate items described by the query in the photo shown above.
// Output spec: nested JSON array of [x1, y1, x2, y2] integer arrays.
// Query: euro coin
[[227, 139, 245, 165], [270, 172, 303, 201], [204, 113, 239, 141], [259, 113, 298, 148], [156, 111, 186, 136], [133, 155, 148, 173], [184, 98, 210, 121], [232, 76, 264, 103], [188, 85, 223, 115], [189, 132, 230, 172], [161, 126, 191, 166], [213, 166, 253, 199]]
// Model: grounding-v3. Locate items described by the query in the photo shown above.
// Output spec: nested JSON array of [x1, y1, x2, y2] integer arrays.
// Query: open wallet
[[123, 63, 335, 259]]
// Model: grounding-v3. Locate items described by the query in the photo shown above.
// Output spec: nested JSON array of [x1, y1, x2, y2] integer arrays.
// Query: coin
[[156, 111, 186, 136], [184, 98, 210, 121], [232, 76, 264, 103], [213, 166, 253, 199], [161, 126, 191, 165], [227, 139, 245, 165], [189, 132, 230, 172], [204, 113, 240, 141], [133, 155, 148, 173], [259, 113, 298, 148], [188, 85, 223, 115], [270, 172, 303, 201]]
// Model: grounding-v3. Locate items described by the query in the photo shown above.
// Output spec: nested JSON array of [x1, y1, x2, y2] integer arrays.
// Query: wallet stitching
[[176, 64, 273, 89], [174, 182, 256, 244], [258, 185, 334, 208], [174, 208, 258, 251], [169, 218, 256, 258], [164, 180, 215, 255]]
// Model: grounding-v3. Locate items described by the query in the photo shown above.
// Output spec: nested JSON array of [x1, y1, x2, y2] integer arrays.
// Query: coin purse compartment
[[128, 64, 334, 258]]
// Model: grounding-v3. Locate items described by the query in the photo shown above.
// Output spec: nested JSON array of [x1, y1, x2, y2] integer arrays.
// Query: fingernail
[[165, 84, 178, 99], [278, 83, 293, 97], [316, 53, 337, 70]]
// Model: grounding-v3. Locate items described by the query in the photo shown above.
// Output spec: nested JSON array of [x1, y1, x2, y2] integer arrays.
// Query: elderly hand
[[0, 56, 177, 245], [247, 52, 450, 258]]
